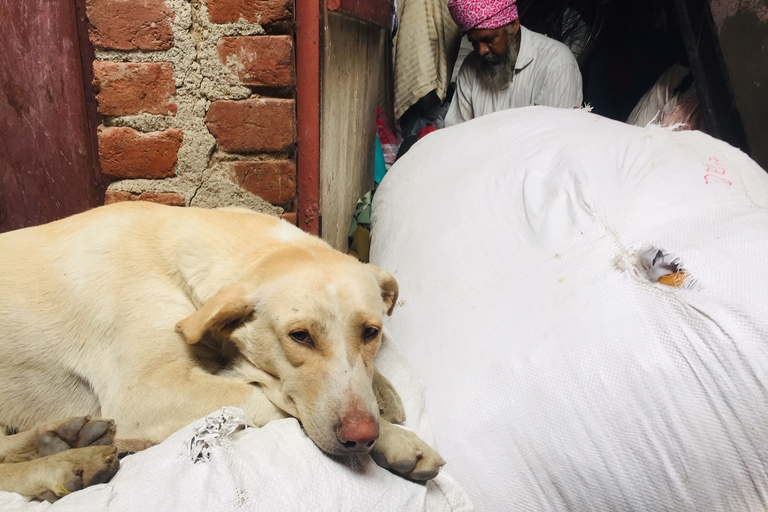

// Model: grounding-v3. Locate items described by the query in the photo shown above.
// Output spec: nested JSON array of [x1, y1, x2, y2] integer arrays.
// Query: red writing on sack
[[704, 156, 732, 186]]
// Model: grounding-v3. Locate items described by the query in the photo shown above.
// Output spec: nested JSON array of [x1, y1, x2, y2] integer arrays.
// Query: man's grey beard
[[475, 41, 518, 92]]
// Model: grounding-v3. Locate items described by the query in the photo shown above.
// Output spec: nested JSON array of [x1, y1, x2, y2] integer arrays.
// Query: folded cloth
[[392, 0, 462, 121]]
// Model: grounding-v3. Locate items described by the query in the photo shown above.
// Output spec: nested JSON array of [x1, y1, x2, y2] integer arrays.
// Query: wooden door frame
[[73, 0, 106, 196], [295, 0, 393, 237], [295, 0, 322, 235]]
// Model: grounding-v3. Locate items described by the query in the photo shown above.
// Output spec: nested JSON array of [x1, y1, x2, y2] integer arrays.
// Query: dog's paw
[[38, 417, 116, 457], [35, 445, 120, 502], [114, 438, 156, 456], [370, 420, 445, 481], [372, 370, 406, 424]]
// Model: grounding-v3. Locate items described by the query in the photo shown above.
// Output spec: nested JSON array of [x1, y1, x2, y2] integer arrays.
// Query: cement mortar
[[98, 0, 281, 214], [186, 163, 284, 210], [209, 149, 294, 163]]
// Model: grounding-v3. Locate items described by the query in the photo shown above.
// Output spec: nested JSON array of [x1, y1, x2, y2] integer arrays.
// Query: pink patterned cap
[[448, 0, 519, 32]]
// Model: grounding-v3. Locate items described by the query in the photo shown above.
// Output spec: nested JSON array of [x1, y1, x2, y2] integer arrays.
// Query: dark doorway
[[517, 0, 753, 162]]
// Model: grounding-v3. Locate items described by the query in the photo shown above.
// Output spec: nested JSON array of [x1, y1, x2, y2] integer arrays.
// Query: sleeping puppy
[[0, 202, 444, 501]]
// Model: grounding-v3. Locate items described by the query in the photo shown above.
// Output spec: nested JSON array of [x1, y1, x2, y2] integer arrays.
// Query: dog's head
[[175, 244, 397, 455]]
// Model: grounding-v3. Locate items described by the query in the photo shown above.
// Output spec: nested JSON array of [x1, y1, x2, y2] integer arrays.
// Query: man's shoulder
[[523, 26, 578, 67]]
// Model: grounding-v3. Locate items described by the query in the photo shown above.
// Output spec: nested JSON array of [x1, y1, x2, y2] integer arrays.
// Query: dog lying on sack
[[0, 202, 444, 501]]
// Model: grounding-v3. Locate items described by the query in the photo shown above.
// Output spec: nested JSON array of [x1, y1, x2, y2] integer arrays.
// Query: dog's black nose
[[340, 438, 376, 449]]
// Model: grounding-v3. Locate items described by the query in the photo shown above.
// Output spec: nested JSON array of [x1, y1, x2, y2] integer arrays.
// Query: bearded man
[[445, 0, 583, 127]]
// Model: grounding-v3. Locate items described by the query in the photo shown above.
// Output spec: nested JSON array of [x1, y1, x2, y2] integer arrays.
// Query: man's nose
[[477, 43, 490, 57]]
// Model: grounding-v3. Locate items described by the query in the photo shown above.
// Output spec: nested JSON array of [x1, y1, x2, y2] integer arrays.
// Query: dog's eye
[[362, 327, 380, 342], [289, 330, 313, 346]]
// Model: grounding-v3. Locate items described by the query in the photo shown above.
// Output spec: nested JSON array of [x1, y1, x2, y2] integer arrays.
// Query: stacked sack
[[371, 106, 768, 511]]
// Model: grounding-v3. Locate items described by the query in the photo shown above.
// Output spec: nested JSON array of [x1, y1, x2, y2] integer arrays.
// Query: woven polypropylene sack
[[0, 337, 473, 512], [371, 106, 768, 511]]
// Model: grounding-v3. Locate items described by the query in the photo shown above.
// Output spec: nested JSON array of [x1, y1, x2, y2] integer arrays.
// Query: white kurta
[[445, 26, 583, 126]]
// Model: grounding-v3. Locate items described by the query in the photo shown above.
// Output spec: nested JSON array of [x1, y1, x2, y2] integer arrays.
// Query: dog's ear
[[175, 284, 253, 344], [367, 264, 399, 316]]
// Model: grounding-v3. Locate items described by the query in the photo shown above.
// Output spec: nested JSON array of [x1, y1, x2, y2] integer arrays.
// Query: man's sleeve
[[445, 65, 475, 127], [538, 63, 584, 109]]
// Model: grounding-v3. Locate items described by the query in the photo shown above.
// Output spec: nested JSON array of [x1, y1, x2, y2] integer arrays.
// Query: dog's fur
[[0, 202, 444, 501]]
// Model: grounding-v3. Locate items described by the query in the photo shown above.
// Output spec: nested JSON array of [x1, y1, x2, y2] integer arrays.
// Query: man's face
[[467, 21, 520, 91], [467, 26, 511, 63]]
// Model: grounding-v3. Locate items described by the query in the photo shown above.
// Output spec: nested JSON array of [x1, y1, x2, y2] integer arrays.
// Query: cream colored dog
[[0, 202, 444, 501]]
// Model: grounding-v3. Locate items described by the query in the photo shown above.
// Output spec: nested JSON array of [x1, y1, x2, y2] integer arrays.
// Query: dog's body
[[0, 202, 443, 500]]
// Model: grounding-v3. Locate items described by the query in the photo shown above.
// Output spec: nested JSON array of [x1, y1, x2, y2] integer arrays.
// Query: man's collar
[[514, 25, 534, 71]]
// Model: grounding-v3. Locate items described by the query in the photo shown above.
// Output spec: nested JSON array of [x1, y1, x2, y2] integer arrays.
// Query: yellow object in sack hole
[[659, 272, 688, 287]]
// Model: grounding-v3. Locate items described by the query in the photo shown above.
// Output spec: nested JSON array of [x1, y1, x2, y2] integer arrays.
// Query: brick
[[207, 0, 292, 25], [105, 190, 186, 206], [230, 160, 296, 204], [217, 36, 294, 88], [205, 98, 295, 153], [93, 62, 177, 116], [98, 127, 183, 179], [87, 0, 174, 50], [280, 212, 297, 225]]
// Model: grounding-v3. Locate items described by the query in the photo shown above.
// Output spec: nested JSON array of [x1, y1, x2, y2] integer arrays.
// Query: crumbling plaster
[[98, 0, 284, 214]]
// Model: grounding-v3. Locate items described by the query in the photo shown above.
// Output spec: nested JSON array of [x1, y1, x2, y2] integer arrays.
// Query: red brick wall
[[86, 0, 297, 222]]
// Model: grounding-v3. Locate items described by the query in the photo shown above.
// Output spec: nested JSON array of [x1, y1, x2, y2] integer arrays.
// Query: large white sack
[[0, 335, 473, 512], [371, 106, 768, 511]]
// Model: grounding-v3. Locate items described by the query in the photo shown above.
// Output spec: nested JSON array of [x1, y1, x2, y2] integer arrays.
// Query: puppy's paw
[[38, 417, 116, 457], [373, 369, 406, 424], [35, 445, 120, 502], [370, 421, 445, 481]]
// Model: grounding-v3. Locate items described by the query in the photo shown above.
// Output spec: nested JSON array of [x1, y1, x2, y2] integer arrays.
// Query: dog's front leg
[[0, 417, 116, 463], [0, 429, 40, 463], [370, 420, 445, 481], [372, 368, 406, 424], [0, 445, 119, 502], [238, 384, 292, 427], [106, 365, 290, 443]]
